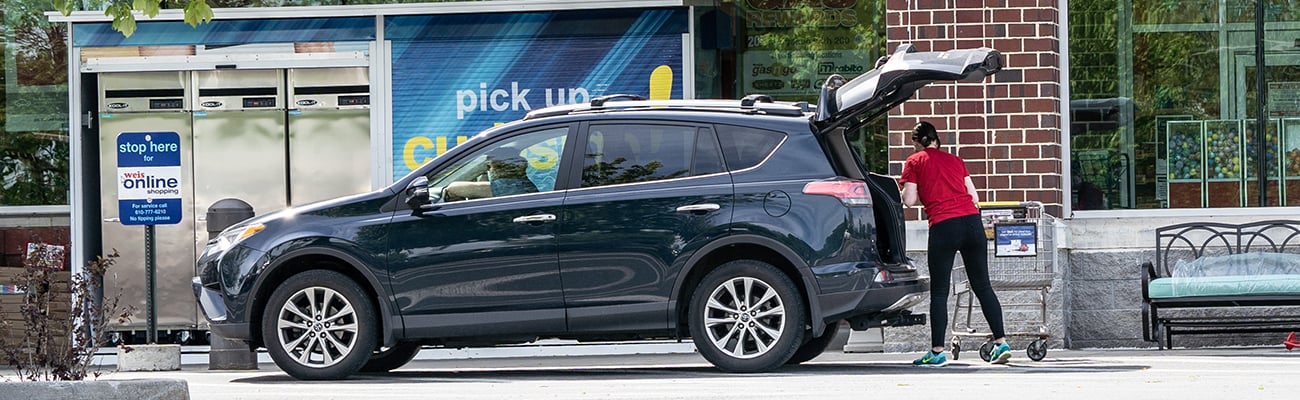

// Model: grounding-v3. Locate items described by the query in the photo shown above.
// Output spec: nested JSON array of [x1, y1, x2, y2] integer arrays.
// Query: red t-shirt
[[899, 148, 978, 226]]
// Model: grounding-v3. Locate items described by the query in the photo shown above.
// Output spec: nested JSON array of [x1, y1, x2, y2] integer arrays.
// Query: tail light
[[803, 179, 872, 206]]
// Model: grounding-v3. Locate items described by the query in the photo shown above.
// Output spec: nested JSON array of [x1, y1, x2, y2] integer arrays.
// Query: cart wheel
[[978, 341, 994, 362], [1027, 339, 1048, 361], [950, 339, 962, 360]]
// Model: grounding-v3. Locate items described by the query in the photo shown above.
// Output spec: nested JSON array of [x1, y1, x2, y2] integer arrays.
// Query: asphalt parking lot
[[39, 342, 1300, 400]]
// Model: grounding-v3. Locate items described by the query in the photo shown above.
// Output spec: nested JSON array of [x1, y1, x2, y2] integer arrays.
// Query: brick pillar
[[885, 0, 1064, 219]]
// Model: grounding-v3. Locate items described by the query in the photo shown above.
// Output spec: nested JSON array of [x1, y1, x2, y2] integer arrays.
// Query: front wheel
[[689, 260, 806, 372], [262, 270, 378, 380]]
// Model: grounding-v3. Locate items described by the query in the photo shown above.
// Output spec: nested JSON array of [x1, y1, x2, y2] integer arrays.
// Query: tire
[[262, 270, 378, 380], [359, 342, 423, 373], [785, 322, 839, 365], [688, 260, 806, 372]]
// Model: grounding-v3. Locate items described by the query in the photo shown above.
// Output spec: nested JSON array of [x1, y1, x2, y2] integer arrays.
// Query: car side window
[[715, 124, 786, 171], [694, 128, 725, 176], [582, 124, 705, 188], [429, 127, 568, 202]]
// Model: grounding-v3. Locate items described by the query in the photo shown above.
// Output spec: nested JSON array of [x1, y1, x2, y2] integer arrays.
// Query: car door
[[387, 125, 574, 339], [558, 121, 732, 333]]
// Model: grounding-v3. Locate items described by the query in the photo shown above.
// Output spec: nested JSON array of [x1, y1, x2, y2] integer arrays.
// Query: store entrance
[[1232, 48, 1300, 206]]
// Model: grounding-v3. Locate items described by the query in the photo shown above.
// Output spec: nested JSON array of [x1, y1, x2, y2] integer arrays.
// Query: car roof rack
[[523, 94, 809, 120]]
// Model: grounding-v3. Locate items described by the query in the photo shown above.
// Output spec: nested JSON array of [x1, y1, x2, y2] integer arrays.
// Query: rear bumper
[[814, 274, 928, 328]]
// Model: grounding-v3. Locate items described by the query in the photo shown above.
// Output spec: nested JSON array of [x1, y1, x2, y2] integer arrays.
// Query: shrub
[[1, 244, 132, 381]]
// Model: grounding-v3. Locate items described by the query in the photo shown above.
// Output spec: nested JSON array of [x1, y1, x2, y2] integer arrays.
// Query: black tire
[[359, 342, 423, 373], [785, 322, 840, 365], [978, 341, 994, 362], [1027, 339, 1048, 361], [688, 260, 806, 372], [261, 270, 378, 380]]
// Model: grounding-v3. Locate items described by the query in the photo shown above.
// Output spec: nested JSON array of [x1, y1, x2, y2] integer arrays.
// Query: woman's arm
[[964, 176, 980, 206], [901, 182, 919, 207]]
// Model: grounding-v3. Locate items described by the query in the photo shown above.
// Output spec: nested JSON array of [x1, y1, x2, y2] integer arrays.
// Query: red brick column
[[885, 0, 1064, 219]]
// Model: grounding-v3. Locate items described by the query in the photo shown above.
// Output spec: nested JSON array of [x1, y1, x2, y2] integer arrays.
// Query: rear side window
[[715, 125, 785, 171], [583, 124, 720, 188]]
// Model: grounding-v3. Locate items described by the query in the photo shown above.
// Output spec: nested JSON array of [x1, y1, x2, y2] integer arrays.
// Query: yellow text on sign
[[403, 135, 469, 171]]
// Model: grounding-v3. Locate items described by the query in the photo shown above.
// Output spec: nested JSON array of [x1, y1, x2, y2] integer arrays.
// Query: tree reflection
[[582, 157, 687, 187]]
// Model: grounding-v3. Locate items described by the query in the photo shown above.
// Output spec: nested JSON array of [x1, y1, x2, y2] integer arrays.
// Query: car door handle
[[675, 204, 721, 214], [512, 214, 557, 224]]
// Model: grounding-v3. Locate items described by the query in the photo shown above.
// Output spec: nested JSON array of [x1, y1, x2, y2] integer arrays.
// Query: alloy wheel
[[275, 286, 360, 368], [701, 276, 787, 359]]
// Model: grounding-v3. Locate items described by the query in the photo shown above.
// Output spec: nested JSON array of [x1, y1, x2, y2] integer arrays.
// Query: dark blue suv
[[194, 45, 1002, 380]]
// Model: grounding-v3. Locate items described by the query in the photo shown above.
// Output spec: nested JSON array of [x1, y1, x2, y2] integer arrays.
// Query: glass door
[[1233, 51, 1300, 206]]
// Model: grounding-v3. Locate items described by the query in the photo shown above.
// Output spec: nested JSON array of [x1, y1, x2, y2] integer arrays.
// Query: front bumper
[[193, 277, 253, 341], [193, 242, 268, 342]]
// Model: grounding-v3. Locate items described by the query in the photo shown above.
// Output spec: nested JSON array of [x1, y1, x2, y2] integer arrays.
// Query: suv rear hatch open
[[813, 44, 1003, 265]]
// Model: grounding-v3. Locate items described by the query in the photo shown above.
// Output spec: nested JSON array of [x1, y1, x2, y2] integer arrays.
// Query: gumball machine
[[1166, 120, 1205, 208], [1284, 119, 1300, 206], [1204, 120, 1244, 208], [1244, 119, 1281, 207]]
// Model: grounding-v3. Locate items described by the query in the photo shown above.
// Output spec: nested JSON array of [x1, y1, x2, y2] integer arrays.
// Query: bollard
[[205, 198, 259, 370]]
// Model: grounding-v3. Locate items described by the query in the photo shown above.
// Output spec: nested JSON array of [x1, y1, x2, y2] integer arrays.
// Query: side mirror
[[404, 176, 434, 213]]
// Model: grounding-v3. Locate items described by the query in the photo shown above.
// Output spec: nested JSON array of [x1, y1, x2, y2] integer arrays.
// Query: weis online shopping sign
[[117, 131, 183, 225]]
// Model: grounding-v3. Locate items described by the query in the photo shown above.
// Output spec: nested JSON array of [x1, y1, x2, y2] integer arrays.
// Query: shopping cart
[[949, 201, 1056, 362]]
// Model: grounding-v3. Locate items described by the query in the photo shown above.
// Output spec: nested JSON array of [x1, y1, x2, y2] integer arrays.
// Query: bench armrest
[[1141, 261, 1155, 301]]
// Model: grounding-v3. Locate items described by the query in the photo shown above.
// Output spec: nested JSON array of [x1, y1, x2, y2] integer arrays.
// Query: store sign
[[116, 132, 183, 225], [1269, 82, 1300, 117], [387, 9, 688, 180], [744, 50, 873, 97]]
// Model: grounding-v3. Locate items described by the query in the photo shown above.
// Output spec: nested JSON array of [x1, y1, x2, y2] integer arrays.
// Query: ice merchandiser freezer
[[287, 67, 371, 205], [97, 71, 199, 330], [191, 69, 289, 241]]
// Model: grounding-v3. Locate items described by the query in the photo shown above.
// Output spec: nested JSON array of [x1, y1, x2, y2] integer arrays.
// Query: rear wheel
[[689, 260, 806, 372], [262, 270, 378, 380], [785, 322, 840, 365], [360, 343, 423, 373]]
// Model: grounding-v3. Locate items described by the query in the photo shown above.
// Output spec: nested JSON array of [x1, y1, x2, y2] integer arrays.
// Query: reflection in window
[[582, 125, 697, 188], [431, 127, 567, 202], [2, 2, 70, 206]]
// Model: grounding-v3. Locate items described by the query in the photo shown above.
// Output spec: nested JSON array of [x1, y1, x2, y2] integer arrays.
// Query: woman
[[899, 121, 1011, 366]]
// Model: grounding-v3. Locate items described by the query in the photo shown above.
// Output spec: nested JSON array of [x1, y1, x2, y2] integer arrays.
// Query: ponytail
[[912, 121, 940, 148]]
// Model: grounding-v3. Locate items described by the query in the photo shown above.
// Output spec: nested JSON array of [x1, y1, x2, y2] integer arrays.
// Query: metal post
[[1255, 0, 1267, 207], [145, 224, 157, 344]]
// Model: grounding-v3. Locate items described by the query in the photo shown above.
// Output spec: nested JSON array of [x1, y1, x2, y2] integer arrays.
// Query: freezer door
[[99, 113, 198, 329], [289, 108, 372, 205], [192, 110, 289, 230]]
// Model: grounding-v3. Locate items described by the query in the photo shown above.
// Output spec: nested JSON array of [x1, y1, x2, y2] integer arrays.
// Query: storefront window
[[1070, 0, 1300, 210], [2, 0, 70, 206], [716, 0, 889, 173]]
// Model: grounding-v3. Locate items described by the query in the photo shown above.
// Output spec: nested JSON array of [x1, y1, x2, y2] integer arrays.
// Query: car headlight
[[214, 223, 265, 252]]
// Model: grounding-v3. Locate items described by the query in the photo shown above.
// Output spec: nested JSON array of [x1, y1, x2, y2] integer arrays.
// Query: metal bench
[[1141, 220, 1300, 349]]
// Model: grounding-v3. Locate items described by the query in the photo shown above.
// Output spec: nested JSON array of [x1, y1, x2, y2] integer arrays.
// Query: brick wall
[[885, 0, 1065, 219]]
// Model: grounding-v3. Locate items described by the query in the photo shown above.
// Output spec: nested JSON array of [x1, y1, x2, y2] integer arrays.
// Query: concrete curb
[[0, 378, 189, 400]]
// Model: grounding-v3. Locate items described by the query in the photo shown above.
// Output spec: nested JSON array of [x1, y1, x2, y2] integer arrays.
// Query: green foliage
[[53, 0, 212, 37]]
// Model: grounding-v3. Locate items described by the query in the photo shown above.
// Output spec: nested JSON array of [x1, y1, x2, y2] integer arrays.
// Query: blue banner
[[388, 9, 688, 180], [74, 18, 375, 47]]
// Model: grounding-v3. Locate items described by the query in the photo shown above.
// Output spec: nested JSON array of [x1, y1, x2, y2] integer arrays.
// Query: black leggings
[[927, 214, 1006, 348]]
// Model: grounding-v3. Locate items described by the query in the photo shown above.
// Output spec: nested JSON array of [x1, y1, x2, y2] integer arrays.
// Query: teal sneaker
[[912, 351, 948, 367], [989, 342, 1011, 364]]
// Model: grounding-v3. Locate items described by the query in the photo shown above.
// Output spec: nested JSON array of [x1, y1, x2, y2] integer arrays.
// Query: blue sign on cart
[[116, 132, 183, 225], [994, 222, 1037, 257]]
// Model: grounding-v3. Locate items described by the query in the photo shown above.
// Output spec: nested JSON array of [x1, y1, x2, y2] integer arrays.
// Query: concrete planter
[[0, 379, 189, 400]]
